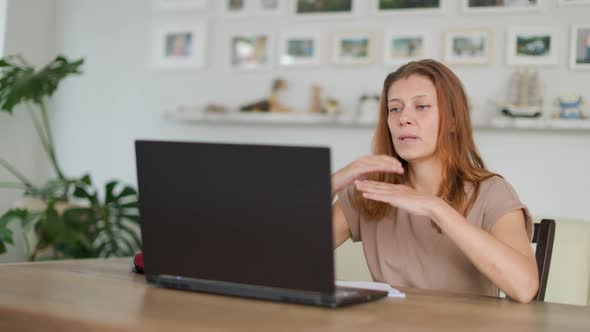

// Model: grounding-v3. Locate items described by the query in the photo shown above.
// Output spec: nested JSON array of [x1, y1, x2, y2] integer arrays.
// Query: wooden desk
[[0, 258, 588, 331]]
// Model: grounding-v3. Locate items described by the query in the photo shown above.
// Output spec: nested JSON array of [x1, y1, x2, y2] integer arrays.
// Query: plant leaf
[[0, 208, 27, 228], [21, 212, 42, 234], [0, 55, 84, 113], [118, 222, 142, 251], [117, 201, 138, 209], [118, 214, 140, 224], [0, 208, 28, 254], [73, 185, 98, 204], [104, 180, 118, 205], [94, 241, 109, 257], [79, 174, 92, 186], [115, 186, 137, 200], [0, 227, 14, 245], [117, 235, 135, 256]]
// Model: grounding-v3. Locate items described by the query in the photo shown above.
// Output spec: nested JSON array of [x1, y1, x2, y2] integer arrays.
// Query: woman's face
[[387, 74, 440, 163]]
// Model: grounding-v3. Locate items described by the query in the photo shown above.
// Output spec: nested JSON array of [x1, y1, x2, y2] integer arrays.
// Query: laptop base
[[148, 274, 388, 308]]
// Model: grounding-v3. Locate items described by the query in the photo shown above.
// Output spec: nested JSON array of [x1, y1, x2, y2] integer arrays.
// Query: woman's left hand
[[354, 180, 442, 219]]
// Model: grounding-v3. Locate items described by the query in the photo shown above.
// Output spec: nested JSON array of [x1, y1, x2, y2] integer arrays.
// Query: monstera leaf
[[0, 175, 141, 259], [0, 55, 84, 113], [71, 175, 141, 257]]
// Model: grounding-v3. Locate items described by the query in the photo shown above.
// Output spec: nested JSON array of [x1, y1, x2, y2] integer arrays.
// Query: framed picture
[[152, 21, 207, 69], [570, 24, 590, 70], [230, 33, 273, 70], [558, 0, 590, 6], [255, 0, 286, 15], [373, 0, 444, 15], [294, 0, 358, 19], [462, 0, 541, 13], [278, 32, 321, 67], [331, 32, 375, 65], [443, 29, 492, 65], [152, 0, 209, 10], [383, 32, 430, 65], [224, 0, 248, 17], [506, 26, 559, 66]]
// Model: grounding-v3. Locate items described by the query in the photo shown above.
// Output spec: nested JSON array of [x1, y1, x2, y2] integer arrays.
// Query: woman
[[331, 59, 539, 303]]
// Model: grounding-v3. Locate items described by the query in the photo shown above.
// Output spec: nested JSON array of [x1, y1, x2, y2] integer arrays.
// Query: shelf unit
[[165, 108, 590, 132], [165, 108, 376, 128]]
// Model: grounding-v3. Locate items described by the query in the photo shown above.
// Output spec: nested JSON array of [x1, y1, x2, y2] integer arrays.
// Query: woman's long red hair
[[354, 59, 497, 219]]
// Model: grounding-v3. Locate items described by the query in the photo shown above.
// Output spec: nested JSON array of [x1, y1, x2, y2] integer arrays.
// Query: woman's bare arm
[[332, 202, 351, 249]]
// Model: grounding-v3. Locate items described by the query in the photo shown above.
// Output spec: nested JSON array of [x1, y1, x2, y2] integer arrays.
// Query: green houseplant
[[0, 55, 141, 260]]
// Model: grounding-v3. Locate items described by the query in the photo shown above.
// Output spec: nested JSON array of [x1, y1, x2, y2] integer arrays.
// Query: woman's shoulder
[[480, 175, 505, 188], [477, 175, 520, 200]]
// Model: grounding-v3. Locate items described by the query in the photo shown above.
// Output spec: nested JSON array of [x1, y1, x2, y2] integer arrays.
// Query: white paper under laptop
[[336, 281, 406, 298]]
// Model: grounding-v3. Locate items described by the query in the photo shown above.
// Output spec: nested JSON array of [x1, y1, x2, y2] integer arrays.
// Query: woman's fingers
[[355, 180, 405, 191], [355, 157, 404, 176], [355, 181, 411, 207], [361, 192, 388, 203], [354, 181, 401, 199], [334, 155, 404, 194]]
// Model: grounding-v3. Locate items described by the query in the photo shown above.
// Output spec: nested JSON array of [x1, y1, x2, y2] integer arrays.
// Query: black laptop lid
[[135, 140, 335, 294]]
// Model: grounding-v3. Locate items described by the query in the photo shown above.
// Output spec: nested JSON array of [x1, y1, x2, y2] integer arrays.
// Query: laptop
[[134, 140, 387, 308]]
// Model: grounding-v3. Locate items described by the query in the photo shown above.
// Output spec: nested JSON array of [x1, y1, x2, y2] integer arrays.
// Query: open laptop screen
[[135, 141, 335, 294]]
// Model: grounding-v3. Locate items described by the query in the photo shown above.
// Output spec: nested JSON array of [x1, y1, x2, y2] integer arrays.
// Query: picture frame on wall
[[331, 32, 375, 65], [383, 32, 430, 65], [254, 0, 286, 15], [373, 0, 444, 15], [570, 24, 590, 70], [443, 29, 492, 65], [558, 0, 590, 6], [152, 0, 209, 11], [506, 26, 559, 66], [224, 0, 248, 17], [294, 0, 358, 19], [278, 32, 322, 67], [230, 33, 273, 70], [462, 0, 541, 14], [151, 21, 207, 69]]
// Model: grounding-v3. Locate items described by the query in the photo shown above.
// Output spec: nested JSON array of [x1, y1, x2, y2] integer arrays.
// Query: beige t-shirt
[[338, 175, 532, 297]]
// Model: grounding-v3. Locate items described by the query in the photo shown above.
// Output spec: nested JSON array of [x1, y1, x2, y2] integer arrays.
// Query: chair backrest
[[532, 219, 556, 302]]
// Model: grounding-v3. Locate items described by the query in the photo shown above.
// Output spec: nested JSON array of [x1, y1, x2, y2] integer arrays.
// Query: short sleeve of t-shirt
[[337, 185, 362, 242], [482, 177, 533, 240]]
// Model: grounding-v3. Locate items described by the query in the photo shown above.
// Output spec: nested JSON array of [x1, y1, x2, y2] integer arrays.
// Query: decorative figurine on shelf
[[204, 103, 229, 113], [240, 78, 291, 112], [268, 78, 291, 112], [357, 94, 380, 123], [499, 67, 543, 118], [553, 94, 587, 119], [310, 85, 323, 114], [323, 97, 341, 115], [308, 84, 341, 115]]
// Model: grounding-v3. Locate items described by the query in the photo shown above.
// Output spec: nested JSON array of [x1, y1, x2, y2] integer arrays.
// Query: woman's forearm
[[331, 170, 349, 197], [429, 200, 539, 303]]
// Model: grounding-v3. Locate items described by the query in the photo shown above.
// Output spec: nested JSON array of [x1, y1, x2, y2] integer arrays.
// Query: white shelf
[[165, 108, 590, 132], [165, 108, 377, 127], [488, 117, 590, 130]]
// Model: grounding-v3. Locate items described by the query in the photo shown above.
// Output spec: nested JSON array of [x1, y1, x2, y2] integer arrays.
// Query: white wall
[[0, 0, 56, 262], [51, 0, 589, 221], [0, 0, 6, 55]]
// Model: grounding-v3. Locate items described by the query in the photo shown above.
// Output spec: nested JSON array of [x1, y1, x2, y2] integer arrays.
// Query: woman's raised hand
[[331, 155, 404, 196]]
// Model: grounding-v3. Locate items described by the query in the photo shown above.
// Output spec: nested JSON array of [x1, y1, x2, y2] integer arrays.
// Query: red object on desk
[[131, 252, 144, 274]]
